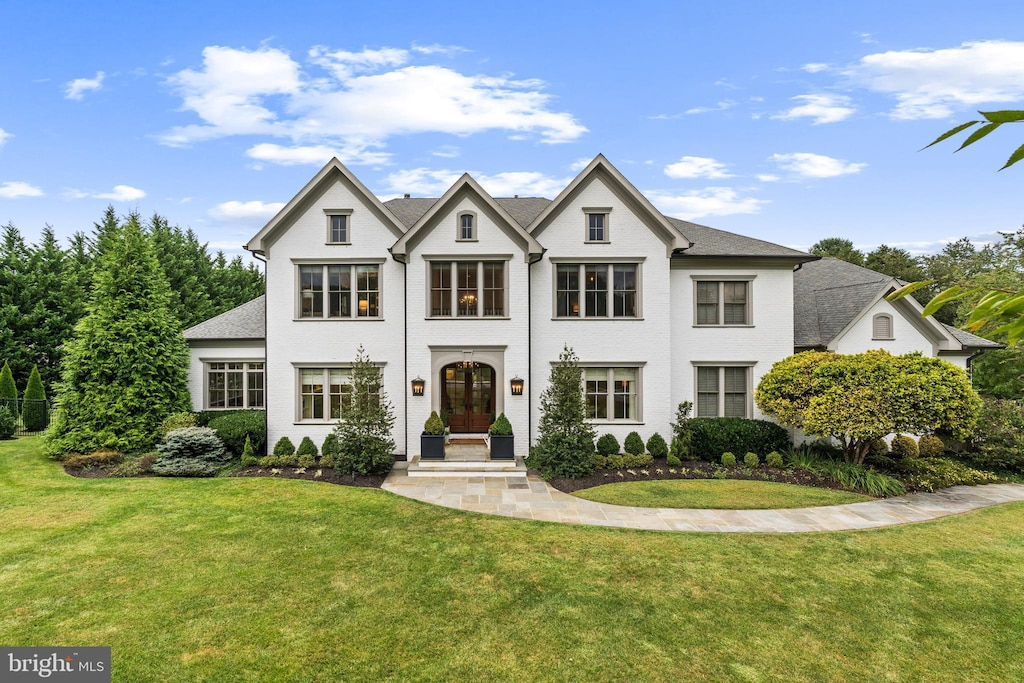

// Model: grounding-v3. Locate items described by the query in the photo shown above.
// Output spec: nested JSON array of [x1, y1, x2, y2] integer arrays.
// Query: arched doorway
[[440, 362, 496, 433]]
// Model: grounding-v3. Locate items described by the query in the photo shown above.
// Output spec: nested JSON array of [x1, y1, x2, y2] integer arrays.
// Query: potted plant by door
[[489, 412, 514, 460], [421, 411, 446, 460]]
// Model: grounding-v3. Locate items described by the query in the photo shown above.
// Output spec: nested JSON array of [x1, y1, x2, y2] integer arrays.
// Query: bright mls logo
[[2, 648, 110, 682]]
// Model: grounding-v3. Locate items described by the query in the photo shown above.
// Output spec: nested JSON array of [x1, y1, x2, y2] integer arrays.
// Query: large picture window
[[299, 264, 380, 319], [696, 366, 749, 418], [207, 362, 264, 409], [584, 367, 639, 421], [428, 261, 506, 317], [695, 280, 749, 326], [556, 263, 638, 318]]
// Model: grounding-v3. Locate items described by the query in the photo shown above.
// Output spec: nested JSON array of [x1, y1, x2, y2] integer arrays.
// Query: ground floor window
[[584, 367, 639, 421], [299, 368, 353, 421], [696, 365, 750, 418], [207, 362, 264, 409]]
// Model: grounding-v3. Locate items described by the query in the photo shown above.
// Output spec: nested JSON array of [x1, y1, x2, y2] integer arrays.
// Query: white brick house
[[183, 155, 998, 458]]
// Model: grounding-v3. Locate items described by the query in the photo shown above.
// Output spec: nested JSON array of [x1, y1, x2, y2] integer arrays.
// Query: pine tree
[[46, 213, 190, 456], [25, 227, 81, 391], [531, 346, 597, 478], [0, 224, 33, 384], [334, 345, 395, 475], [22, 364, 48, 432], [0, 360, 17, 418]]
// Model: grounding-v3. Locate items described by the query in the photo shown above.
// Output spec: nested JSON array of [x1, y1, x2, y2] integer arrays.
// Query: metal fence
[[0, 398, 52, 436]]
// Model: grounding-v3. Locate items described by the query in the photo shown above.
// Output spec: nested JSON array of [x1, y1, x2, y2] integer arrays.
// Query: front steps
[[406, 439, 527, 477]]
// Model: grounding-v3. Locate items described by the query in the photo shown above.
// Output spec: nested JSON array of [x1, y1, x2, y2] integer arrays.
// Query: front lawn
[[3, 436, 1024, 681], [572, 479, 871, 509]]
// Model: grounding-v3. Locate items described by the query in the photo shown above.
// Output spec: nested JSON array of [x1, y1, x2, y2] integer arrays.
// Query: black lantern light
[[411, 376, 425, 396], [510, 375, 524, 396]]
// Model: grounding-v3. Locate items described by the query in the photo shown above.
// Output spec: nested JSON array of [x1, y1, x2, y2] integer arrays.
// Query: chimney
[[403, 193, 410, 199], [514, 194, 519, 198]]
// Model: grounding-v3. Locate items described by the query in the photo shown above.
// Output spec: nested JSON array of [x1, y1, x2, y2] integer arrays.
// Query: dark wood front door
[[441, 363, 495, 433]]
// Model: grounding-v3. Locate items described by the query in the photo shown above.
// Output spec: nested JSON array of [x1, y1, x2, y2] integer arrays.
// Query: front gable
[[830, 281, 962, 354]]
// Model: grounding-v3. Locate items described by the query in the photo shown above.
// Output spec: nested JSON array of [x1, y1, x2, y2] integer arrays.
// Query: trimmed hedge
[[208, 410, 266, 456], [689, 418, 791, 460]]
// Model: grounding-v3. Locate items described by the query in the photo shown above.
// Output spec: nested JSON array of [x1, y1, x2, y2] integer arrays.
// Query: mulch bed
[[546, 459, 856, 494], [63, 463, 386, 488]]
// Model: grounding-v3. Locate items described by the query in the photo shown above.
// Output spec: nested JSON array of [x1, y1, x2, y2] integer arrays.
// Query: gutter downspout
[[252, 250, 268, 448], [527, 250, 546, 452], [389, 248, 408, 461]]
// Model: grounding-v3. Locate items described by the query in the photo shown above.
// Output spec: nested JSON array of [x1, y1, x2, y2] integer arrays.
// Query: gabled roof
[[389, 173, 544, 262], [527, 154, 691, 255], [183, 295, 265, 340], [246, 158, 407, 254]]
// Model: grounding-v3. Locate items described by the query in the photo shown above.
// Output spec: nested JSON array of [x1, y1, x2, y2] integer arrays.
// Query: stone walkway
[[382, 467, 1024, 533]]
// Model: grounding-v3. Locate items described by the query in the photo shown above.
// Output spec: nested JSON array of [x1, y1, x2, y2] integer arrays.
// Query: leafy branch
[[887, 282, 1024, 344], [922, 109, 1024, 170]]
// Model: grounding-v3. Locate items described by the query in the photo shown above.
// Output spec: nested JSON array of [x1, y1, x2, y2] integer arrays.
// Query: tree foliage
[[756, 350, 981, 464], [45, 213, 191, 456], [922, 109, 1024, 171], [530, 346, 597, 478], [0, 360, 17, 417], [865, 245, 926, 284], [22, 364, 48, 432], [334, 345, 395, 476], [810, 237, 864, 266]]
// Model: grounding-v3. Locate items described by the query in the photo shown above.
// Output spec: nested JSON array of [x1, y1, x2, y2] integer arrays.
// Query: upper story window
[[324, 209, 353, 244], [585, 210, 610, 242], [458, 213, 476, 241], [207, 361, 264, 409], [696, 365, 750, 418], [873, 313, 894, 340], [429, 261, 506, 317], [555, 263, 638, 318], [299, 263, 380, 319], [695, 280, 750, 326]]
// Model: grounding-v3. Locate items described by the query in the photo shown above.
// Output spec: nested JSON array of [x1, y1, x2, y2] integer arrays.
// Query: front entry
[[441, 362, 495, 433]]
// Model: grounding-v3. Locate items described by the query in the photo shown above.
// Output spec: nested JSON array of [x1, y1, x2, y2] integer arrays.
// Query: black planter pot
[[490, 434, 514, 460], [421, 433, 445, 460]]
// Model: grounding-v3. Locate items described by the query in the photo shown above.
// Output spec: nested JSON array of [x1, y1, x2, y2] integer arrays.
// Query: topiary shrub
[[208, 410, 266, 456], [721, 452, 736, 466], [21, 365, 48, 432], [240, 435, 257, 466], [151, 427, 228, 477], [667, 452, 682, 467], [297, 436, 318, 457], [918, 434, 944, 458], [322, 433, 340, 459], [161, 411, 196, 436], [646, 433, 668, 459], [890, 435, 919, 459], [273, 436, 296, 456], [689, 418, 791, 460], [624, 431, 645, 456], [766, 451, 784, 468], [490, 412, 513, 435], [423, 410, 444, 435], [0, 405, 15, 440], [744, 452, 760, 468], [596, 433, 620, 456], [0, 361, 19, 419], [297, 453, 316, 468]]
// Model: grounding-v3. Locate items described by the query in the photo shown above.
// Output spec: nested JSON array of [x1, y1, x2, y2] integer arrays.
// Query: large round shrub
[[596, 433, 620, 456], [623, 431, 645, 456], [151, 427, 229, 477], [208, 410, 266, 455], [890, 435, 919, 459], [646, 433, 668, 459]]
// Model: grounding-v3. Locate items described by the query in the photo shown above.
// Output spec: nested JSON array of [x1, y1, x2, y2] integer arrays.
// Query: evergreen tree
[[22, 364, 48, 432], [25, 227, 81, 391], [0, 360, 17, 417], [810, 237, 865, 266], [0, 224, 33, 384], [148, 214, 216, 329], [334, 345, 395, 475], [46, 213, 190, 456], [531, 346, 597, 478]]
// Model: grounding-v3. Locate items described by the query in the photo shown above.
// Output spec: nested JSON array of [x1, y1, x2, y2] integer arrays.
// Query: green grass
[[3, 436, 1024, 681], [572, 479, 872, 509]]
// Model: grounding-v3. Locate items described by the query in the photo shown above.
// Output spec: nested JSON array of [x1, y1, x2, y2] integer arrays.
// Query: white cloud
[[772, 94, 855, 124], [645, 187, 768, 220], [210, 200, 286, 221], [846, 40, 1024, 119], [384, 168, 572, 198], [0, 181, 44, 198], [96, 185, 146, 201], [858, 33, 878, 45], [664, 156, 734, 180], [802, 63, 829, 73], [0, 128, 11, 147], [245, 143, 389, 166], [65, 71, 106, 100], [569, 157, 591, 172], [431, 145, 460, 159], [771, 152, 867, 178], [411, 43, 469, 57], [685, 100, 736, 115], [159, 45, 586, 163], [756, 174, 780, 182]]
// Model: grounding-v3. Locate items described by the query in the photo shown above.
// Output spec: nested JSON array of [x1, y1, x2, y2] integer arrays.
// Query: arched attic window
[[872, 313, 894, 340], [457, 212, 476, 241]]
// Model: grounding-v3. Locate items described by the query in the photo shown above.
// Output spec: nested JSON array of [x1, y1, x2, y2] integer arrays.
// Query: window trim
[[551, 261, 642, 319], [292, 363, 387, 424], [203, 360, 265, 410], [322, 209, 353, 245], [425, 257, 510, 319], [574, 363, 645, 424], [293, 259, 385, 320], [583, 207, 611, 243], [690, 275, 756, 327], [872, 313, 894, 340], [691, 362, 755, 418], [456, 211, 478, 242]]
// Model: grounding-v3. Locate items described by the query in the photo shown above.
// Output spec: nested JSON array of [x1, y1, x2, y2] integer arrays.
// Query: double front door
[[441, 363, 495, 433]]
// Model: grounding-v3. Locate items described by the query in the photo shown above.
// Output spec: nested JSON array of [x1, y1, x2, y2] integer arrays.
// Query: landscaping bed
[[63, 461, 386, 488]]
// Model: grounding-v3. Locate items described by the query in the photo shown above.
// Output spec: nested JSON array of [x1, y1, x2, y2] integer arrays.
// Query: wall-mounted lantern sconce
[[411, 376, 425, 396], [510, 376, 524, 396]]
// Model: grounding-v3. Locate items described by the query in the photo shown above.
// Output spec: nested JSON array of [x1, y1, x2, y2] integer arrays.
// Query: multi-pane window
[[585, 367, 639, 421], [695, 281, 749, 325], [429, 261, 505, 317], [587, 213, 607, 241], [208, 362, 264, 409], [459, 214, 475, 240], [555, 264, 639, 318], [299, 264, 380, 318], [328, 214, 349, 243], [696, 366, 749, 418], [300, 368, 352, 421]]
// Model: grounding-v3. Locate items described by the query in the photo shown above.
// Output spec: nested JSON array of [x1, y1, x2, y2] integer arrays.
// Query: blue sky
[[2, 0, 1023, 257]]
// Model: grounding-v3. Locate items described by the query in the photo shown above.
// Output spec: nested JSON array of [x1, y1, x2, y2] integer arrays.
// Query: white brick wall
[[187, 341, 266, 411]]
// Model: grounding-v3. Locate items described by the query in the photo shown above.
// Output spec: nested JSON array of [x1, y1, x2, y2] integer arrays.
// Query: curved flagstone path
[[382, 468, 1024, 533]]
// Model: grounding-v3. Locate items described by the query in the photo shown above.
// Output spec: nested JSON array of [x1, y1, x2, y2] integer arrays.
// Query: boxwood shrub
[[207, 410, 266, 456], [623, 431, 645, 456], [689, 418, 790, 460], [595, 433, 620, 456]]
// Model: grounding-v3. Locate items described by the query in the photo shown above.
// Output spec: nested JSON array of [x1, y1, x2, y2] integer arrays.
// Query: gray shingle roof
[[382, 196, 551, 230], [941, 323, 1003, 349], [666, 217, 815, 259], [183, 295, 265, 340]]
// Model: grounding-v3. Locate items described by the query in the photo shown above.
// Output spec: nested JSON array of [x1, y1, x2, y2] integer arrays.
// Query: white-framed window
[[585, 209, 610, 242], [299, 264, 380, 318], [323, 209, 353, 244], [207, 362, 264, 409], [873, 313, 894, 340], [695, 365, 750, 418], [695, 280, 750, 326], [428, 260, 506, 317], [299, 368, 352, 421], [584, 367, 640, 421], [457, 212, 476, 241], [555, 263, 638, 318]]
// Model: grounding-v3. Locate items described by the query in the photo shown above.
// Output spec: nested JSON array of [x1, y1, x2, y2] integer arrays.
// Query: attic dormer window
[[324, 209, 353, 244], [873, 313, 894, 340], [458, 213, 476, 241], [585, 209, 611, 243]]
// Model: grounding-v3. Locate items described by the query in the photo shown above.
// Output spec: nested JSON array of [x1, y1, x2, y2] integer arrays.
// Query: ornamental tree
[[755, 350, 981, 465], [0, 360, 17, 417], [22, 364, 48, 432], [531, 345, 596, 478], [334, 345, 395, 476]]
